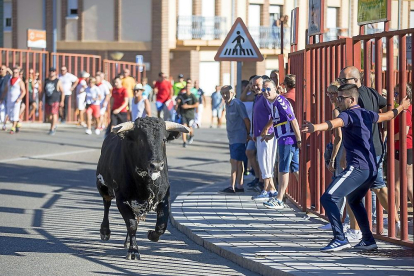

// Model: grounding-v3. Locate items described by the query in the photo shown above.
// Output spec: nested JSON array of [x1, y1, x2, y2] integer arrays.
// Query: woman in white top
[[131, 83, 151, 121], [85, 77, 103, 135], [5, 67, 26, 133]]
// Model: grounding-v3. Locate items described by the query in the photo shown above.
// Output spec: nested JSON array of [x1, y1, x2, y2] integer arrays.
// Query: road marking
[[0, 149, 97, 163]]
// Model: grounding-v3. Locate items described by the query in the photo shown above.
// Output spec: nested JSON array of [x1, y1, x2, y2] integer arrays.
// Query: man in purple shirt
[[302, 84, 410, 252], [260, 79, 302, 209]]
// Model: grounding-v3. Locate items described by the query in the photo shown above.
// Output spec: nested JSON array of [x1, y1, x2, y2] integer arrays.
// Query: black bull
[[96, 117, 189, 260]]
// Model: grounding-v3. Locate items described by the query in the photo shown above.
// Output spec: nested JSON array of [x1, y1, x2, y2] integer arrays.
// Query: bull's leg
[[148, 187, 170, 242], [100, 199, 112, 241], [116, 197, 140, 260]]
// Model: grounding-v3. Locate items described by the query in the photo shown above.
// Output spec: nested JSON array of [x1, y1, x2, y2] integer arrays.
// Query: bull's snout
[[149, 161, 164, 172]]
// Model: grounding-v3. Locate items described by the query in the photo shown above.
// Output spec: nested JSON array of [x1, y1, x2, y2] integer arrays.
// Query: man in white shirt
[[59, 66, 78, 123]]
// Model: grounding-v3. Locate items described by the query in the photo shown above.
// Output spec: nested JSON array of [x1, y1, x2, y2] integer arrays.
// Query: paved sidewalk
[[171, 180, 414, 276]]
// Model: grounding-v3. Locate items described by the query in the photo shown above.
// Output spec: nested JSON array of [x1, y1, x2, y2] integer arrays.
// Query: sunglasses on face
[[336, 96, 352, 102], [261, 87, 271, 92], [337, 77, 356, 84]]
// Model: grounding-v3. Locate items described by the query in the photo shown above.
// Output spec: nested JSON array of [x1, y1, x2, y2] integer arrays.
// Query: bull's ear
[[166, 131, 181, 141], [112, 122, 134, 134]]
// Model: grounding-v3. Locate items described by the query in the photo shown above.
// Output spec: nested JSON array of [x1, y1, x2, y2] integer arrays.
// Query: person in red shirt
[[154, 72, 173, 118], [283, 74, 296, 111], [394, 84, 413, 213], [107, 77, 128, 134]]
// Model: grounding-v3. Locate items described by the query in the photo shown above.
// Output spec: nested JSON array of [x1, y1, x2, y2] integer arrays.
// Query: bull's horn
[[112, 122, 134, 133], [165, 121, 190, 133]]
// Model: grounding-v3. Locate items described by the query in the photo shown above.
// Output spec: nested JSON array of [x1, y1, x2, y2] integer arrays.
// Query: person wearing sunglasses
[[302, 83, 410, 252], [337, 66, 396, 230]]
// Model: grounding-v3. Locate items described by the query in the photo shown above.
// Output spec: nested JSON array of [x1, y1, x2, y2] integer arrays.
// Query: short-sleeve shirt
[[85, 86, 102, 106], [211, 91, 223, 109], [173, 81, 186, 96], [196, 88, 204, 104], [337, 105, 379, 170], [225, 98, 249, 144], [111, 87, 128, 112], [177, 93, 197, 118], [76, 78, 87, 96], [155, 80, 172, 103], [253, 95, 274, 138], [122, 76, 136, 98], [271, 95, 297, 145], [59, 73, 78, 96], [143, 84, 152, 99], [394, 105, 413, 150]]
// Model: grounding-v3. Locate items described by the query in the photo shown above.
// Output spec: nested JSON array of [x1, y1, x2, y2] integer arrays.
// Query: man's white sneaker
[[318, 223, 332, 230], [345, 229, 362, 241], [95, 129, 101, 135], [85, 129, 92, 135]]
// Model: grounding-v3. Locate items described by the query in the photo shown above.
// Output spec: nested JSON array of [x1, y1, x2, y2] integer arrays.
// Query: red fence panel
[[102, 59, 146, 84]]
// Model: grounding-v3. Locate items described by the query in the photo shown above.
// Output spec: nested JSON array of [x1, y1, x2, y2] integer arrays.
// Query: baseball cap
[[49, 67, 56, 72], [133, 83, 145, 91], [81, 71, 90, 78], [178, 74, 184, 78]]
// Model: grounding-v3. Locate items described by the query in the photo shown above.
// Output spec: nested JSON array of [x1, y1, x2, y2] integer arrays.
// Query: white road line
[[0, 149, 97, 163]]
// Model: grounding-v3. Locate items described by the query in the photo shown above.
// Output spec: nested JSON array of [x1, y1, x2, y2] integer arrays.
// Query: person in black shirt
[[175, 87, 198, 148], [337, 66, 399, 229]]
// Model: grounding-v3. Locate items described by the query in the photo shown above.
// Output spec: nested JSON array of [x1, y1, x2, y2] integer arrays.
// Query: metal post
[[236, 61, 242, 98], [281, 21, 284, 54], [230, 0, 235, 87]]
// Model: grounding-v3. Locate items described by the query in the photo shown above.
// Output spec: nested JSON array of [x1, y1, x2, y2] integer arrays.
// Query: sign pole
[[236, 61, 242, 98]]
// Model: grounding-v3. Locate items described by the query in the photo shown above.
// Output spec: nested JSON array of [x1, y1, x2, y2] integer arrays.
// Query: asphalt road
[[0, 123, 258, 276]]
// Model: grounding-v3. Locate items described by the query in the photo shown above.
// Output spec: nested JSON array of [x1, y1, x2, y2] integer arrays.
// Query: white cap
[[133, 83, 145, 91]]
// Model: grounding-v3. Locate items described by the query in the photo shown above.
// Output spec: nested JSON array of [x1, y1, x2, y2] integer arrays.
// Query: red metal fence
[[103, 59, 146, 84], [288, 30, 414, 248]]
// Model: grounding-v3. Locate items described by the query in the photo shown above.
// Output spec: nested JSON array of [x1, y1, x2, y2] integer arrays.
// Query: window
[[248, 4, 261, 27], [68, 0, 78, 16], [269, 5, 281, 26], [410, 10, 414, 28], [4, 2, 12, 31], [326, 7, 338, 29]]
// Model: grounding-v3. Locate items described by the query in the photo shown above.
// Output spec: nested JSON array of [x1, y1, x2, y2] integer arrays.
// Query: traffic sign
[[214, 17, 263, 62]]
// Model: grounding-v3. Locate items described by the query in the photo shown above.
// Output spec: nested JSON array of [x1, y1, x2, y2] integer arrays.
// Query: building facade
[[1, 0, 412, 95]]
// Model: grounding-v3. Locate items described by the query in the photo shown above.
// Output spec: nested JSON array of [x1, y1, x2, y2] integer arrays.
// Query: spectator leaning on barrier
[[1, 67, 26, 134], [59, 66, 79, 123], [131, 83, 151, 121], [393, 83, 413, 217], [154, 72, 173, 118], [41, 67, 64, 135], [338, 66, 400, 228], [302, 84, 410, 252], [260, 79, 301, 209], [219, 85, 250, 194], [75, 71, 89, 127], [211, 85, 224, 128], [0, 65, 12, 127]]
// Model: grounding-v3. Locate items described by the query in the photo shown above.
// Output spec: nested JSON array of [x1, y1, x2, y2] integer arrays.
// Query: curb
[[169, 187, 292, 276]]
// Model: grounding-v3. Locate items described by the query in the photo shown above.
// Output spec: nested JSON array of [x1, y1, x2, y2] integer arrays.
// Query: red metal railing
[[51, 53, 102, 122], [102, 59, 145, 84], [0, 48, 49, 122], [288, 29, 414, 248]]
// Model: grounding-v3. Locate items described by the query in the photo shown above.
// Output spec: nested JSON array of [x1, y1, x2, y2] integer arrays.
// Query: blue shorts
[[278, 143, 299, 173], [156, 101, 165, 112], [246, 139, 256, 151], [229, 143, 247, 162], [370, 155, 386, 190]]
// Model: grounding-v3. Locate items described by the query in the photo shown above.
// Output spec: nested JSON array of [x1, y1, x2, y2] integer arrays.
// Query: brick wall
[[114, 0, 120, 41], [151, 0, 169, 81], [261, 0, 270, 26], [61, 0, 67, 40], [12, 0, 17, 48], [170, 50, 200, 83], [193, 0, 201, 16], [242, 61, 265, 81], [220, 61, 230, 86], [77, 0, 83, 40]]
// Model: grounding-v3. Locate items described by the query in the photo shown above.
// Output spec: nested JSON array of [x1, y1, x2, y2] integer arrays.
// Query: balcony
[[177, 16, 227, 40], [248, 26, 290, 50]]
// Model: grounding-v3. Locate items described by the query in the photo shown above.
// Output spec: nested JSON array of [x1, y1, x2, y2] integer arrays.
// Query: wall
[[121, 0, 151, 42], [17, 0, 43, 49], [83, 0, 114, 41], [168, 0, 176, 48]]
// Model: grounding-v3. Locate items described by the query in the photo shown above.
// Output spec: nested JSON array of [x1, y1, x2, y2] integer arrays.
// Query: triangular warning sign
[[215, 17, 264, 62]]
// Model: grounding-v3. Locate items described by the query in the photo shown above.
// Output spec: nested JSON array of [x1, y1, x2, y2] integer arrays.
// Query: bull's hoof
[[100, 233, 110, 241], [147, 230, 160, 242], [126, 251, 140, 260]]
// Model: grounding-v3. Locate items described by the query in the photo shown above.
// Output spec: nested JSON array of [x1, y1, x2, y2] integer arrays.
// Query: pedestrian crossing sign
[[215, 17, 263, 62]]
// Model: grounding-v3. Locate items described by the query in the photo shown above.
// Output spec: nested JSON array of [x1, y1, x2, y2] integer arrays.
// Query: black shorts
[[181, 114, 194, 126], [395, 149, 413, 165], [110, 112, 128, 126]]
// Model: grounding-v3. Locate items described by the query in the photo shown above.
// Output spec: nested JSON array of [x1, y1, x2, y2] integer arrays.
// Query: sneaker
[[85, 129, 92, 135], [188, 135, 194, 144], [48, 129, 56, 136], [353, 238, 378, 251], [235, 187, 244, 193], [251, 191, 270, 201], [320, 238, 351, 252], [269, 191, 278, 198], [95, 129, 101, 135], [263, 198, 284, 209], [345, 229, 362, 241], [219, 187, 235, 194], [15, 126, 20, 133], [2, 125, 6, 131], [10, 128, 15, 134], [81, 122, 87, 127], [343, 223, 350, 232], [16, 122, 21, 128], [182, 142, 187, 148], [319, 223, 332, 230]]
